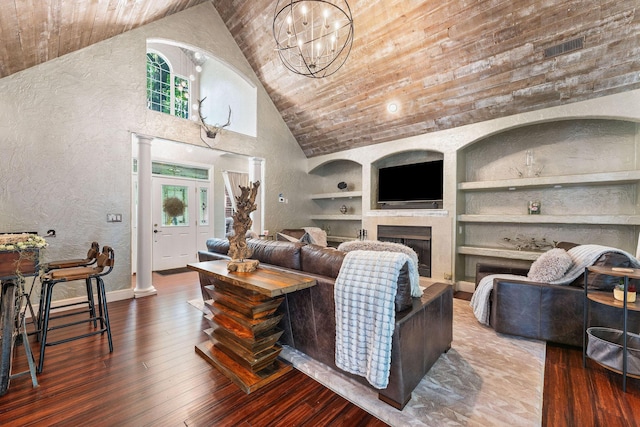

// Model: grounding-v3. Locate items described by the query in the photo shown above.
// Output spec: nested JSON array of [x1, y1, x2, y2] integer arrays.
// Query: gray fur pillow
[[338, 240, 419, 264], [527, 248, 573, 282]]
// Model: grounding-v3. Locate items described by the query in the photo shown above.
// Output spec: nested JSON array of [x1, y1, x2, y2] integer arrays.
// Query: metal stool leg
[[36, 281, 47, 341], [37, 282, 53, 374], [85, 278, 97, 328], [97, 277, 113, 352]]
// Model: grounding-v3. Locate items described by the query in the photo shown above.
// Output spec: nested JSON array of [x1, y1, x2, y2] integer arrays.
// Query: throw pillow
[[527, 248, 573, 282], [338, 240, 419, 263]]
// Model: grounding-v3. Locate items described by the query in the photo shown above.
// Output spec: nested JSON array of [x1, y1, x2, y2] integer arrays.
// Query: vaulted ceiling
[[1, 0, 639, 158]]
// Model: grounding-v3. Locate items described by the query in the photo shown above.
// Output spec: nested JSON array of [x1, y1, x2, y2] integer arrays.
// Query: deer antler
[[197, 97, 232, 139]]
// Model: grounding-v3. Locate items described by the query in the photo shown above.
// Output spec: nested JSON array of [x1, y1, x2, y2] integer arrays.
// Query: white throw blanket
[[470, 244, 640, 325], [334, 250, 410, 389], [337, 240, 422, 297], [470, 274, 530, 325], [550, 244, 640, 285]]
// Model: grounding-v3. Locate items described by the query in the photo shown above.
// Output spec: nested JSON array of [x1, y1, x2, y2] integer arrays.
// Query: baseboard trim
[[456, 280, 476, 293]]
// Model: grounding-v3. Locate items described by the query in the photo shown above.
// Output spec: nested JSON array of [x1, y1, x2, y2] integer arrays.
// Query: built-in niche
[[309, 159, 363, 241], [455, 119, 640, 284], [372, 150, 444, 210]]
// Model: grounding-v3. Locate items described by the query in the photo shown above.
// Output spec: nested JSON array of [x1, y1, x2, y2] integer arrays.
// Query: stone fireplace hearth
[[378, 225, 431, 277]]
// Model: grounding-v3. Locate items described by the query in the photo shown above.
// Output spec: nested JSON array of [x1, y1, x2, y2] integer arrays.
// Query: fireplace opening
[[377, 225, 431, 277]]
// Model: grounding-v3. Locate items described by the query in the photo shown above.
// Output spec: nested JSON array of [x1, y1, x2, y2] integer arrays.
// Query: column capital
[[135, 134, 154, 144]]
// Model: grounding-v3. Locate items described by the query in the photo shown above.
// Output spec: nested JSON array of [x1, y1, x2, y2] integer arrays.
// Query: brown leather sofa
[[475, 242, 640, 347], [197, 238, 453, 409]]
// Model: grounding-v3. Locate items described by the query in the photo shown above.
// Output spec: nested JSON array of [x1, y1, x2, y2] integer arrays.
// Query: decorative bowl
[[613, 288, 636, 303]]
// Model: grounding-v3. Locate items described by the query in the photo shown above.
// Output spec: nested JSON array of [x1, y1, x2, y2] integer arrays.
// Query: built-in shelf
[[457, 246, 543, 261], [310, 191, 362, 200], [458, 170, 640, 192], [309, 214, 362, 221], [458, 214, 640, 225]]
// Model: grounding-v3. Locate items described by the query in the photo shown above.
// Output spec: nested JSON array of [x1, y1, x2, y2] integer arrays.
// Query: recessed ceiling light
[[387, 103, 398, 113]]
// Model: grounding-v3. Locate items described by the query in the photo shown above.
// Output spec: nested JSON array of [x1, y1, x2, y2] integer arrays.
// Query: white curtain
[[222, 171, 249, 212]]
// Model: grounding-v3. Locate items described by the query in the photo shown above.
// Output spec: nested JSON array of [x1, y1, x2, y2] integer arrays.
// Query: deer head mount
[[197, 97, 231, 139]]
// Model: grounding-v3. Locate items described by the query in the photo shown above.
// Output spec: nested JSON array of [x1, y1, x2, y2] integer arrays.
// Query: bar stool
[[38, 241, 101, 331], [44, 241, 100, 271], [38, 246, 115, 373]]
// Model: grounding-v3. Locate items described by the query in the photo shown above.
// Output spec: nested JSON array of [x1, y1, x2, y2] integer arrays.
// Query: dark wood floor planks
[[3, 275, 640, 425], [0, 271, 387, 426], [543, 342, 640, 427]]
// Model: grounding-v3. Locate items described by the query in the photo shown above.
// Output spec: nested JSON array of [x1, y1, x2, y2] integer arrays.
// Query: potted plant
[[614, 279, 637, 303]]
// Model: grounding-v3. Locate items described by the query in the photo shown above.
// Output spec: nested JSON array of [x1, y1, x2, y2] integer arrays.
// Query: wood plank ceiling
[[214, 0, 640, 157], [0, 0, 638, 158], [0, 0, 208, 77]]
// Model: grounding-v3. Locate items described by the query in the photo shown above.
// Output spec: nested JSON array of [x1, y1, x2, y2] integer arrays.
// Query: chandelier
[[273, 0, 354, 78]]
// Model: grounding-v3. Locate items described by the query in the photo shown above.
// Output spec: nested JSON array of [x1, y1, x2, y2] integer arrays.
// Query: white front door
[[152, 177, 210, 271]]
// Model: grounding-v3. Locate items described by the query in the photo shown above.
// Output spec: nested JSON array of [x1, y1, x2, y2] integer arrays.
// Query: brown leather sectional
[[197, 238, 453, 409], [475, 242, 640, 347]]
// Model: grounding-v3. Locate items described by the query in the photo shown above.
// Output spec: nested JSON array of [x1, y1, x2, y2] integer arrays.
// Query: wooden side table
[[188, 260, 316, 393], [583, 265, 640, 391]]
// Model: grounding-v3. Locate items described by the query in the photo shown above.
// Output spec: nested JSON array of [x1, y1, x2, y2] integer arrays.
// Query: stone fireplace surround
[[363, 209, 452, 285], [378, 225, 432, 277]]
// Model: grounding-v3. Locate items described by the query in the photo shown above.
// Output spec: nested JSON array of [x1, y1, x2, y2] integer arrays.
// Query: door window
[[199, 187, 209, 225], [162, 185, 189, 226]]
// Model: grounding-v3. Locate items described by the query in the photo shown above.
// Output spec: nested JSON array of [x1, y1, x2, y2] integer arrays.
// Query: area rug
[[187, 298, 211, 314], [280, 298, 545, 427], [187, 297, 545, 426]]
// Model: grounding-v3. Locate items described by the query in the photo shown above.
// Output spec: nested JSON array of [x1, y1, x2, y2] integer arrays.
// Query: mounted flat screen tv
[[378, 160, 443, 203]]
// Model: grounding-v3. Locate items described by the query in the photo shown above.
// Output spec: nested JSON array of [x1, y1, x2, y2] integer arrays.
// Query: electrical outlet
[[107, 213, 122, 222], [443, 273, 452, 280]]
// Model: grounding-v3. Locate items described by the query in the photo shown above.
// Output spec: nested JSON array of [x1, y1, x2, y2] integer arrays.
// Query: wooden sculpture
[[227, 181, 260, 272]]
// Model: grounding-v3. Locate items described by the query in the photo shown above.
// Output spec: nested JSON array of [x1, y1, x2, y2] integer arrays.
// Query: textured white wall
[[0, 3, 309, 300]]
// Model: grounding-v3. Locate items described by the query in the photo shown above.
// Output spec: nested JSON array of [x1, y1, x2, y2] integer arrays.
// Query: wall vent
[[544, 37, 584, 58]]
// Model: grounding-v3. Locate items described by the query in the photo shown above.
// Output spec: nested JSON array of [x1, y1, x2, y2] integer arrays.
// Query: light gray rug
[[280, 298, 545, 427], [188, 297, 545, 426], [188, 298, 211, 314]]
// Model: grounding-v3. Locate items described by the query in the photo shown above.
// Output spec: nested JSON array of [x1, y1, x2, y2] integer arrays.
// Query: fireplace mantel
[[366, 209, 448, 217]]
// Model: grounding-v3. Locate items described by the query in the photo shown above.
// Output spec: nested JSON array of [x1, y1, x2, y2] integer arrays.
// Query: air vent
[[544, 37, 584, 58]]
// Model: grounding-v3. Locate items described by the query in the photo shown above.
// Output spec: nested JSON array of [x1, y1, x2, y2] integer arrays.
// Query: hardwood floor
[[0, 272, 387, 426], [543, 343, 640, 427], [2, 275, 640, 426]]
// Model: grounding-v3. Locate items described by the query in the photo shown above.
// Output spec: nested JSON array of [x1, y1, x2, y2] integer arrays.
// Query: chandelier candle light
[[273, 0, 354, 78]]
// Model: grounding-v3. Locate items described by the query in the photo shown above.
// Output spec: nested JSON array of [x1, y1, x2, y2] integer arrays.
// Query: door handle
[[154, 230, 161, 234]]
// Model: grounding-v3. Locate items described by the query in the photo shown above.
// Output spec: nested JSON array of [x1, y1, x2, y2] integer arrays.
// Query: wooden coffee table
[[187, 259, 316, 393]]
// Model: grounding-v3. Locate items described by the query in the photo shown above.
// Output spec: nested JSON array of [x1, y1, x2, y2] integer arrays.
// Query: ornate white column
[[134, 134, 157, 297]]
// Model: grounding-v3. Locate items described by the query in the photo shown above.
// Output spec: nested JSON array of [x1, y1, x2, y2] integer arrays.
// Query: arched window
[[146, 52, 190, 119]]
